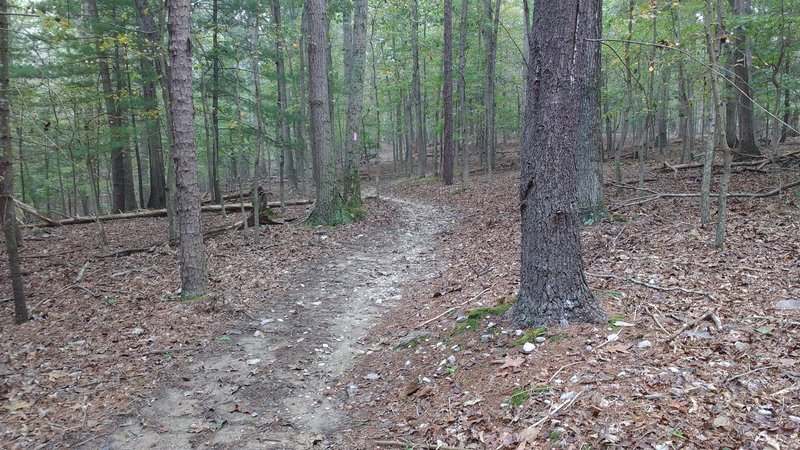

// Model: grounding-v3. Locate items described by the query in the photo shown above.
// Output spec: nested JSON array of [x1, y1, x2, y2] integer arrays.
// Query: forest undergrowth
[[1, 143, 799, 449]]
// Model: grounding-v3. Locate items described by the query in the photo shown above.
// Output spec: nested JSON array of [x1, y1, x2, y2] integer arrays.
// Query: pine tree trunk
[[168, 0, 207, 297], [516, 0, 605, 326]]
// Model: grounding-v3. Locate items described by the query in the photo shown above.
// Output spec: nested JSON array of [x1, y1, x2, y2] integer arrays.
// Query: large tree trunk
[[168, 0, 207, 297], [729, 0, 761, 159], [134, 0, 167, 209], [441, 0, 454, 186], [305, 0, 344, 225], [85, 0, 128, 213], [575, 0, 604, 224], [515, 0, 605, 326], [342, 0, 367, 208], [0, 0, 27, 324]]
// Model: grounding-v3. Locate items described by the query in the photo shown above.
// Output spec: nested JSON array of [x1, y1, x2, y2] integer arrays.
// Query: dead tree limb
[[26, 200, 312, 228], [610, 179, 800, 209], [665, 309, 722, 343]]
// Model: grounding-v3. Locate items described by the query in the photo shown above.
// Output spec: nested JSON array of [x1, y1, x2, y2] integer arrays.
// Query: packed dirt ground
[[1, 142, 799, 449]]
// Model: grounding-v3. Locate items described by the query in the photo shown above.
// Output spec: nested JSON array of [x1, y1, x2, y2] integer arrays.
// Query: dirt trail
[[106, 197, 448, 449]]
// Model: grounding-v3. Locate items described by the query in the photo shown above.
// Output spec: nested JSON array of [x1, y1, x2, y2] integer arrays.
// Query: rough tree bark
[[168, 0, 207, 297], [442, 0, 454, 185], [575, 0, 605, 223], [515, 0, 605, 326], [305, 0, 345, 225], [0, 0, 27, 323]]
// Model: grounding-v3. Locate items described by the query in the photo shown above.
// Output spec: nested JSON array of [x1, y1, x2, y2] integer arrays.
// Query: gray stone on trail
[[456, 315, 468, 323], [638, 340, 652, 349], [365, 373, 380, 380], [535, 336, 546, 344], [480, 334, 492, 343]]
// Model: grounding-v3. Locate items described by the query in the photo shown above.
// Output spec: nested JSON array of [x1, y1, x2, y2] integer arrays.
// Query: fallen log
[[27, 199, 313, 228]]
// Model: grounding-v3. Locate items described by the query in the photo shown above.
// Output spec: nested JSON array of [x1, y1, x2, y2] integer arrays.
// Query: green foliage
[[507, 387, 530, 408], [454, 302, 513, 334], [514, 326, 548, 346]]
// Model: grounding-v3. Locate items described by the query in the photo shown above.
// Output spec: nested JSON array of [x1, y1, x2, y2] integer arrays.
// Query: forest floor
[[1, 142, 799, 449]]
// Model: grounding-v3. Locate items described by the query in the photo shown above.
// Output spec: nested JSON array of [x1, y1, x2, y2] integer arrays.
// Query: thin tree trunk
[[482, 0, 500, 184], [168, 0, 207, 297], [729, 0, 760, 159], [134, 0, 167, 209], [701, 0, 728, 228], [85, 0, 128, 213], [342, 0, 367, 209], [443, 0, 454, 187], [211, 0, 222, 203], [457, 0, 469, 190], [575, 0, 604, 223], [412, 0, 425, 178]]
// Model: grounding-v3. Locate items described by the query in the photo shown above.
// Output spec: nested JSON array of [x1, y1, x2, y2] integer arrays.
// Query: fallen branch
[[12, 197, 60, 226], [373, 440, 466, 450], [122, 347, 195, 358], [27, 199, 312, 228], [514, 390, 585, 445], [665, 309, 722, 343], [97, 221, 244, 258], [0, 297, 12, 304], [609, 179, 800, 210], [586, 272, 716, 301], [726, 365, 778, 383]]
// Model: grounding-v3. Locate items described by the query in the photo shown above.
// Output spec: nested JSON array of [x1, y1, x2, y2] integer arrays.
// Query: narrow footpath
[[107, 197, 449, 449]]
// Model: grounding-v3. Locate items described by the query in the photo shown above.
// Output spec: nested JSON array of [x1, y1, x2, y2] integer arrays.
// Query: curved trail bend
[[108, 197, 449, 449]]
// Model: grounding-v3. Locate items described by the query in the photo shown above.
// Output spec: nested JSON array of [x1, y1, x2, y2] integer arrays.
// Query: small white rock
[[246, 358, 261, 366], [365, 373, 380, 380], [522, 342, 536, 353], [638, 340, 652, 349], [535, 336, 546, 344]]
